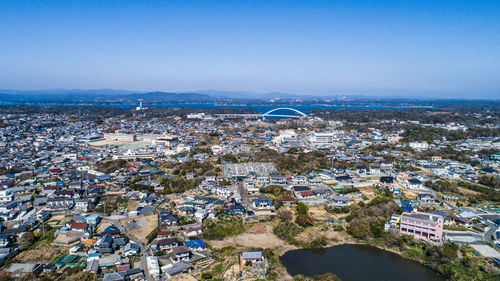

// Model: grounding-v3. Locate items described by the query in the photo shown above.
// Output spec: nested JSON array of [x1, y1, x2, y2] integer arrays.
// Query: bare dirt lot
[[355, 185, 377, 201], [307, 206, 332, 221], [120, 214, 158, 242], [172, 275, 197, 281], [208, 224, 291, 252], [295, 225, 354, 244], [46, 214, 67, 227], [127, 200, 140, 211], [88, 139, 127, 147], [401, 188, 420, 199]]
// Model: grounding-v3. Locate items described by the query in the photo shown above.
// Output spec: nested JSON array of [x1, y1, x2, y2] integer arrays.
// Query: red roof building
[[70, 222, 89, 230], [299, 191, 314, 197]]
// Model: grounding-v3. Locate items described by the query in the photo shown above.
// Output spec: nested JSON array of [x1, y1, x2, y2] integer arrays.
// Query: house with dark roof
[[224, 204, 245, 215], [160, 212, 178, 226], [2, 225, 28, 237], [97, 234, 113, 249], [156, 238, 182, 251], [0, 234, 12, 248], [380, 176, 394, 184], [165, 261, 193, 278], [112, 237, 127, 248], [335, 175, 353, 183], [480, 168, 498, 174], [406, 178, 423, 190], [356, 166, 368, 175], [169, 246, 192, 263], [252, 196, 273, 210], [293, 186, 313, 199]]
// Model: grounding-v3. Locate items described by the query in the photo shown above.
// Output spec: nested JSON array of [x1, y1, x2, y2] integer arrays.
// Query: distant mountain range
[[0, 90, 224, 103], [123, 91, 219, 102], [0, 89, 325, 104], [0, 89, 497, 105], [0, 89, 353, 104], [197, 90, 304, 100]]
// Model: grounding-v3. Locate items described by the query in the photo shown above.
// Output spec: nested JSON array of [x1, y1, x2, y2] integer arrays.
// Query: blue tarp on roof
[[402, 206, 413, 212], [104, 225, 119, 232], [184, 239, 207, 248]]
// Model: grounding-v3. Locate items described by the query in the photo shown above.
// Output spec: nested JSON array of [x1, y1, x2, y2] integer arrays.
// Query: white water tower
[[136, 99, 143, 111]]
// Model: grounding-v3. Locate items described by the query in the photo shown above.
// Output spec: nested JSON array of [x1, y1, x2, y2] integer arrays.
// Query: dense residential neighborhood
[[0, 103, 498, 281]]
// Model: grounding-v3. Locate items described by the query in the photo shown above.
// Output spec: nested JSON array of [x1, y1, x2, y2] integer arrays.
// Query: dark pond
[[280, 244, 444, 281]]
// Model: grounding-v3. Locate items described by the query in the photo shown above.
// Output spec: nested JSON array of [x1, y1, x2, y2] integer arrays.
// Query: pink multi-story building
[[399, 211, 443, 242]]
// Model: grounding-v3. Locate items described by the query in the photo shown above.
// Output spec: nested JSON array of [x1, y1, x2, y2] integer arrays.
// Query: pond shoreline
[[278, 241, 434, 280]]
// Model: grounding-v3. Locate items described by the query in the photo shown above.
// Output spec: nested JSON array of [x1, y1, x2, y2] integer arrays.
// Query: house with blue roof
[[102, 225, 120, 235], [86, 214, 101, 226], [88, 253, 100, 262], [184, 239, 207, 251], [402, 205, 413, 212], [398, 200, 413, 212]]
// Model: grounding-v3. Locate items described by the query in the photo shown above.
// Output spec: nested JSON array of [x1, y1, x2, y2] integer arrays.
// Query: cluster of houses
[[0, 108, 498, 279]]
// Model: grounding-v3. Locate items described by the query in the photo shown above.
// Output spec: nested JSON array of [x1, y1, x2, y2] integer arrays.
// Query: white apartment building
[[0, 190, 13, 202], [409, 142, 429, 150]]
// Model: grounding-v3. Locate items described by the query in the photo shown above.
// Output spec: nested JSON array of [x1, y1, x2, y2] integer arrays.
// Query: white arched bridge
[[214, 107, 308, 119], [262, 107, 308, 118]]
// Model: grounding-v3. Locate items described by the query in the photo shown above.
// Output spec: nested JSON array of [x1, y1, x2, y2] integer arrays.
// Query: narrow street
[[101, 216, 154, 281], [485, 222, 498, 245]]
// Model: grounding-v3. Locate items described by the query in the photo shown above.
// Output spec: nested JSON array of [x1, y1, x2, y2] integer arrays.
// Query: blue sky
[[0, 0, 499, 98]]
